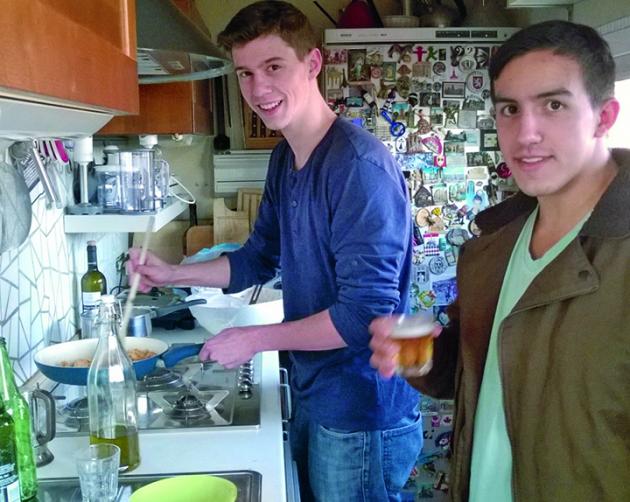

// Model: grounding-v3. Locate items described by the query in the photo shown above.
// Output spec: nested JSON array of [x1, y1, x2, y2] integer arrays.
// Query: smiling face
[[493, 49, 616, 200], [233, 34, 320, 133]]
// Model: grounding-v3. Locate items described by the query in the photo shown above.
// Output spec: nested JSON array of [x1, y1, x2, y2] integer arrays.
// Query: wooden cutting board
[[237, 187, 263, 232], [185, 223, 214, 256], [133, 220, 188, 264], [213, 198, 249, 244]]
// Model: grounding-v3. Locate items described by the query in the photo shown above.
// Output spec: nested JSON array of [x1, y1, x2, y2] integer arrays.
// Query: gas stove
[[51, 352, 261, 436]]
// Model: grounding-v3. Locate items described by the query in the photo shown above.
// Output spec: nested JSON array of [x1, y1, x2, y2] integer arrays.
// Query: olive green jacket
[[410, 149, 630, 501]]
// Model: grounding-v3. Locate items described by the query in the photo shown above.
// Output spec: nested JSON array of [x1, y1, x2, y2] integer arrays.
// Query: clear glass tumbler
[[75, 443, 120, 502]]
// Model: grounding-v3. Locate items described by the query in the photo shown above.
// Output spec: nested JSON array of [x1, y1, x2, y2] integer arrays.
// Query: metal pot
[[34, 337, 204, 386], [127, 298, 207, 337]]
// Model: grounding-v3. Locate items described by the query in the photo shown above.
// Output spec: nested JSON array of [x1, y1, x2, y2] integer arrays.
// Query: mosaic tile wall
[[0, 181, 127, 385]]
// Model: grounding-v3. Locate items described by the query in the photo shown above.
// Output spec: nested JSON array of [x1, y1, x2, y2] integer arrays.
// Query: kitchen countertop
[[37, 327, 288, 502]]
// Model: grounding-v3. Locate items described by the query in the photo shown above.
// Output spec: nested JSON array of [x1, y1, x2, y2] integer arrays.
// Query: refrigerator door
[[322, 29, 518, 500]]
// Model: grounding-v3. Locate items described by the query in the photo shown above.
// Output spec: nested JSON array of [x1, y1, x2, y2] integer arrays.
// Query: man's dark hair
[[218, 1, 318, 60], [489, 20, 616, 106]]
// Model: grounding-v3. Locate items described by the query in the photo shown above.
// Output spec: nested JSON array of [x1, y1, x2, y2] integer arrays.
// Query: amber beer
[[391, 313, 435, 377]]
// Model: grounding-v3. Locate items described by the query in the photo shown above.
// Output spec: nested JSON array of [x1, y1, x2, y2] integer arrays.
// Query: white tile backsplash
[[0, 179, 127, 384]]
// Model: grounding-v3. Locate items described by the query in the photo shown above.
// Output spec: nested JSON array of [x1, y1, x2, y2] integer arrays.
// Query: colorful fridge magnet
[[366, 49, 383, 66], [442, 99, 461, 110], [380, 110, 406, 137], [326, 67, 343, 89], [323, 48, 347, 65], [370, 65, 383, 79], [466, 70, 487, 94], [459, 55, 476, 73], [429, 107, 444, 126], [442, 81, 466, 98], [433, 277, 457, 304], [474, 46, 490, 68], [415, 207, 434, 227], [412, 61, 433, 78], [480, 129, 500, 151], [421, 133, 443, 154], [419, 290, 437, 308], [496, 161, 512, 179], [462, 96, 486, 111], [457, 109, 478, 129], [444, 107, 458, 128], [382, 62, 397, 82], [433, 61, 446, 76], [414, 187, 434, 209], [348, 49, 370, 82], [450, 45, 465, 67]]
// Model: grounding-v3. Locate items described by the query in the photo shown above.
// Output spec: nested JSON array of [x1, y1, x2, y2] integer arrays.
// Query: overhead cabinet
[[97, 79, 212, 135], [0, 0, 139, 114]]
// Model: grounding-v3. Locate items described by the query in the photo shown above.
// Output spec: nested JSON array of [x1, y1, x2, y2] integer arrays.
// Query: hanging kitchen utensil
[[31, 141, 61, 208], [0, 159, 32, 253]]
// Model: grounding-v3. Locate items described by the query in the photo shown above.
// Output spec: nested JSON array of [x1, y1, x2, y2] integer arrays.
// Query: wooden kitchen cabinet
[[0, 0, 139, 114], [97, 0, 214, 135], [97, 79, 212, 135]]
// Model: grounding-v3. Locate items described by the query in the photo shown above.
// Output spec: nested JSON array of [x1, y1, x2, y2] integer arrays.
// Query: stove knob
[[238, 383, 252, 399], [239, 376, 253, 386]]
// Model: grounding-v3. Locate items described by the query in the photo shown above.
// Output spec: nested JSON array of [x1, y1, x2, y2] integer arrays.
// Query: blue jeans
[[290, 404, 423, 502]]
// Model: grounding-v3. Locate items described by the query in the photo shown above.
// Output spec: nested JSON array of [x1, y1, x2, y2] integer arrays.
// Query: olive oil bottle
[[89, 425, 140, 471], [81, 240, 107, 313], [87, 296, 140, 472]]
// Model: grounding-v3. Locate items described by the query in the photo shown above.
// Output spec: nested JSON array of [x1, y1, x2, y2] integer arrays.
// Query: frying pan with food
[[34, 337, 204, 386]]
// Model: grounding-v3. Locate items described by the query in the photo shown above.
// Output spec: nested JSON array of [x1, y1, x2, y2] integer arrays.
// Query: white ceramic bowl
[[186, 286, 283, 335]]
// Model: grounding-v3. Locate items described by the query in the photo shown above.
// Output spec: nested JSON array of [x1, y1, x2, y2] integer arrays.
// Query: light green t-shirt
[[469, 207, 589, 502]]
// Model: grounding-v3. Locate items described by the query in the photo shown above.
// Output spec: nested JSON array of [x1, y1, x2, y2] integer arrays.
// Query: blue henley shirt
[[226, 118, 419, 430]]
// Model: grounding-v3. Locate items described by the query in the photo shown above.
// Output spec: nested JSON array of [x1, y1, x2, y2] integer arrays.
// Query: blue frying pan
[[34, 337, 205, 386]]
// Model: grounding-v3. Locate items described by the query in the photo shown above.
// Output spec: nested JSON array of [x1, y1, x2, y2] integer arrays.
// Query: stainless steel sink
[[37, 470, 261, 501]]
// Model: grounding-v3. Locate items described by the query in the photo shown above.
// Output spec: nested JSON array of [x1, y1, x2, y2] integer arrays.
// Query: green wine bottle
[[81, 240, 107, 313], [0, 400, 21, 502], [0, 338, 37, 500]]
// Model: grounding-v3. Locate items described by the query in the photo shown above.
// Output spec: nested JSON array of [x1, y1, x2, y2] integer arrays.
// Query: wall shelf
[[64, 199, 189, 234]]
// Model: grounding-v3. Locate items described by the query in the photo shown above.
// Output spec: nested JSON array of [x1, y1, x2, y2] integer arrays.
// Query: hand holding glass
[[391, 312, 435, 377], [76, 443, 120, 502]]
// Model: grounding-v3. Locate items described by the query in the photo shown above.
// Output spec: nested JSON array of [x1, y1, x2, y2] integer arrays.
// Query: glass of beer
[[391, 312, 435, 377]]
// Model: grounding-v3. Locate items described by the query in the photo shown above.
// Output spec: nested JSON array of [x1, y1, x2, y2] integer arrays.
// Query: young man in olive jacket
[[370, 20, 630, 502]]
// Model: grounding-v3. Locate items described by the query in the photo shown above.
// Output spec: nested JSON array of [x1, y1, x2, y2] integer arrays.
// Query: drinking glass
[[75, 443, 120, 502], [391, 312, 435, 377]]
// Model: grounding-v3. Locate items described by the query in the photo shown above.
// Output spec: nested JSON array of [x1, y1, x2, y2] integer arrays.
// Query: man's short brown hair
[[489, 20, 616, 107], [218, 1, 318, 60]]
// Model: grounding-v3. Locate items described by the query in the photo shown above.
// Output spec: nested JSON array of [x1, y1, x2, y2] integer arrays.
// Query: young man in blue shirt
[[129, 2, 421, 500]]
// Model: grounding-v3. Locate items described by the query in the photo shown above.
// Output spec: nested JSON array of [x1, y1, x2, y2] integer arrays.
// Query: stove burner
[[137, 367, 183, 392], [173, 391, 207, 416], [149, 387, 231, 425]]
